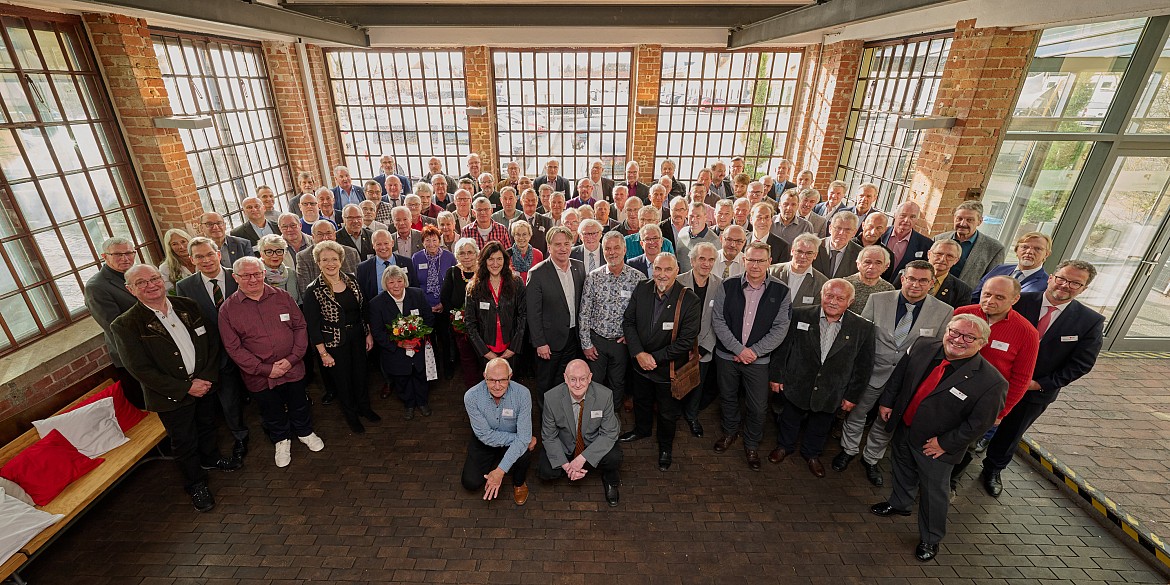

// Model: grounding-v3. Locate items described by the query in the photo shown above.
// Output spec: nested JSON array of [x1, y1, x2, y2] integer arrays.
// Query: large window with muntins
[[153, 31, 293, 228], [327, 49, 470, 184], [0, 12, 155, 354], [836, 33, 952, 209], [655, 50, 802, 183], [494, 49, 631, 182]]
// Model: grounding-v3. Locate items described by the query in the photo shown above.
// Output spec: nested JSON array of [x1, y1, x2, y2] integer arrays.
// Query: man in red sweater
[[949, 275, 1038, 494]]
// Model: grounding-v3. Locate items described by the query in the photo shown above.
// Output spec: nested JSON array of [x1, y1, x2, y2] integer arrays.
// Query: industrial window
[[836, 33, 953, 209], [0, 12, 156, 354], [494, 49, 631, 182], [153, 31, 293, 228], [327, 49, 470, 184], [656, 50, 803, 182]]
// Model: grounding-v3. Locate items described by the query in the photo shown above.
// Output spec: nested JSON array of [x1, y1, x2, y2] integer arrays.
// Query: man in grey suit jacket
[[769, 232, 829, 310], [84, 236, 145, 408], [390, 206, 425, 258], [676, 241, 721, 437], [932, 200, 1005, 289], [538, 360, 622, 507], [835, 260, 953, 486], [812, 211, 862, 279], [526, 227, 586, 399], [200, 211, 254, 270]]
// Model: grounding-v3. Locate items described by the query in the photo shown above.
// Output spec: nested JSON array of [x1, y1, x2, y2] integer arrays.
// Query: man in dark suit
[[199, 211, 253, 270], [538, 360, 623, 507], [870, 315, 1007, 562], [518, 189, 554, 255], [84, 236, 145, 408], [330, 165, 365, 211], [230, 196, 280, 246], [970, 232, 1051, 302], [881, 201, 933, 284], [617, 160, 650, 204], [769, 279, 875, 477], [619, 253, 701, 472], [111, 264, 240, 513], [812, 211, 862, 279], [710, 242, 791, 471], [357, 230, 419, 301], [747, 202, 790, 265], [336, 204, 375, 261], [373, 154, 411, 197], [533, 158, 573, 199], [175, 237, 250, 460], [926, 239, 972, 309], [981, 260, 1104, 498], [526, 226, 586, 398]]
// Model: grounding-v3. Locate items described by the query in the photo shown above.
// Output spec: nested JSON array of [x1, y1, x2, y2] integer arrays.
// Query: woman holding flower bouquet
[[412, 225, 456, 379], [464, 241, 527, 368], [441, 238, 481, 387], [303, 241, 378, 434], [369, 265, 435, 419]]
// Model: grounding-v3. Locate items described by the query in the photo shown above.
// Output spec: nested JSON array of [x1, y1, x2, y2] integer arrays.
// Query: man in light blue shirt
[[462, 358, 535, 505]]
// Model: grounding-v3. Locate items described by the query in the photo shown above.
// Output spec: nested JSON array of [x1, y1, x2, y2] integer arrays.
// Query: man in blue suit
[[970, 232, 1051, 302], [980, 259, 1104, 498], [356, 230, 419, 302]]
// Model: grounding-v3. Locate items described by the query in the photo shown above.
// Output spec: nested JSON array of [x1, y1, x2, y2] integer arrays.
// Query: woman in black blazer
[[302, 241, 377, 433], [440, 237, 481, 387], [463, 241, 527, 367], [369, 265, 435, 420]]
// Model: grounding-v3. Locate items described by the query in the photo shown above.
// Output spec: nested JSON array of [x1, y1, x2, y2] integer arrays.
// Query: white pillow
[[33, 397, 129, 458], [0, 477, 33, 507], [0, 487, 63, 567]]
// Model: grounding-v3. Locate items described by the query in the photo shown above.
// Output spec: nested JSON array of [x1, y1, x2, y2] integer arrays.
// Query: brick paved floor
[[19, 371, 1167, 585]]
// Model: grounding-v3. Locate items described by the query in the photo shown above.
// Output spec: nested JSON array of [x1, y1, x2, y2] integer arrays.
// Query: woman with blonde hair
[[159, 228, 195, 293]]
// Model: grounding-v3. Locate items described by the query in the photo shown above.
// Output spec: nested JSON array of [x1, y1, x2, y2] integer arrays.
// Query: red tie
[[1037, 305, 1058, 337], [902, 359, 950, 426]]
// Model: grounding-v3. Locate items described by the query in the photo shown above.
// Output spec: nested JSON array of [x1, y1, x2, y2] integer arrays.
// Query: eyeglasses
[[744, 258, 770, 264], [485, 377, 510, 384], [262, 249, 286, 256], [129, 275, 163, 287], [581, 231, 602, 237], [301, 201, 318, 207], [945, 328, 980, 344], [201, 221, 225, 228], [792, 250, 816, 257], [724, 237, 746, 244], [1052, 275, 1086, 290], [105, 251, 136, 258], [235, 272, 265, 280]]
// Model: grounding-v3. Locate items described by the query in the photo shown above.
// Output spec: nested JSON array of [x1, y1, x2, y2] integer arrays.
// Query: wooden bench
[[0, 379, 167, 585]]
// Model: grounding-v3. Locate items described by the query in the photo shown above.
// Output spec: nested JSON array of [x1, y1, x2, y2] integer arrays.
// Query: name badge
[[501, 408, 514, 417], [590, 410, 603, 419], [914, 251, 924, 258], [919, 328, 934, 336], [1061, 335, 1078, 342], [990, 340, 1010, 351], [194, 326, 206, 336], [411, 309, 419, 316], [796, 322, 810, 331], [949, 387, 967, 400], [802, 296, 813, 304], [538, 226, 546, 232], [709, 299, 715, 307], [479, 301, 490, 309], [619, 290, 631, 298], [418, 263, 428, 269], [280, 313, 291, 322], [663, 322, 674, 331]]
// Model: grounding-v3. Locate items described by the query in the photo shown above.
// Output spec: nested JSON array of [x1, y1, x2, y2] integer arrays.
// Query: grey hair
[[950, 313, 991, 341], [257, 233, 286, 252], [101, 236, 133, 254], [689, 241, 718, 262], [381, 264, 407, 289], [233, 255, 264, 273], [831, 210, 860, 229], [859, 244, 890, 265]]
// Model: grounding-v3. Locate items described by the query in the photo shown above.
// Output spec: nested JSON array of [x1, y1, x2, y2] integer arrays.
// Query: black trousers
[[113, 366, 145, 410], [983, 399, 1050, 474], [888, 426, 954, 545], [253, 377, 314, 443], [775, 395, 836, 459], [320, 337, 370, 422], [156, 393, 222, 492], [461, 436, 531, 491], [585, 333, 629, 409], [535, 332, 581, 400], [390, 370, 430, 409], [217, 362, 249, 442], [631, 372, 684, 452], [537, 443, 623, 486]]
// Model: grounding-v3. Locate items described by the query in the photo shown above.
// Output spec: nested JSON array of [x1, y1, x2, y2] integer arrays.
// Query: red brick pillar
[[911, 20, 1038, 235], [82, 13, 201, 233], [304, 44, 344, 174], [464, 46, 497, 176], [791, 40, 863, 191], [630, 44, 662, 175], [262, 41, 323, 179]]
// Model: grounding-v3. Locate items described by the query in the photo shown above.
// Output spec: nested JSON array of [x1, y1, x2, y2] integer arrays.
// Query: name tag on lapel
[[419, 263, 428, 269], [590, 410, 603, 418], [802, 296, 814, 304], [919, 328, 934, 336], [411, 309, 419, 316], [502, 408, 514, 417], [796, 322, 810, 331], [949, 387, 967, 400], [663, 322, 674, 331], [914, 251, 924, 258], [479, 302, 490, 309], [1061, 335, 1078, 342], [990, 340, 1010, 351], [280, 313, 290, 322], [538, 226, 546, 232]]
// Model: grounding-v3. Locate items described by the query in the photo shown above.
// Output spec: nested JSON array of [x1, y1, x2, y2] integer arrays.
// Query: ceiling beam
[[81, 0, 369, 46], [727, 0, 958, 48], [285, 4, 794, 28]]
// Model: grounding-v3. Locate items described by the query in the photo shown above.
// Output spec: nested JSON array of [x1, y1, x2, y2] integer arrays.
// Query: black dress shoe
[[189, 483, 215, 513], [869, 502, 911, 517], [657, 451, 672, 471], [768, 447, 789, 464], [362, 410, 382, 422], [321, 392, 335, 405], [982, 470, 1003, 498], [419, 405, 432, 417], [687, 419, 704, 438], [831, 451, 855, 472], [346, 417, 366, 434], [619, 431, 650, 443], [200, 457, 242, 472], [863, 461, 884, 487], [232, 439, 248, 460], [713, 433, 738, 453], [745, 449, 761, 472], [914, 541, 938, 562], [604, 483, 620, 507]]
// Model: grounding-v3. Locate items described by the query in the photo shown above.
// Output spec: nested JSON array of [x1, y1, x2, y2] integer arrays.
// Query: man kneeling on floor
[[539, 359, 623, 506], [462, 358, 536, 505]]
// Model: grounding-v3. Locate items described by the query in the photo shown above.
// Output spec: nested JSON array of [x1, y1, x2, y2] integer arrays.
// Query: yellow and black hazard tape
[[1018, 436, 1170, 571]]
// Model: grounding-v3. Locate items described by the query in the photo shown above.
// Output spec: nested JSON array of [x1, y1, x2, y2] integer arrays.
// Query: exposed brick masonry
[[790, 39, 863, 193], [262, 41, 324, 180], [464, 46, 497, 176], [629, 44, 662, 174]]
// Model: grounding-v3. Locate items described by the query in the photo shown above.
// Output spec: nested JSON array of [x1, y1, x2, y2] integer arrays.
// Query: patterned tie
[[572, 400, 585, 459], [892, 302, 915, 348], [722, 261, 731, 280], [211, 278, 223, 306], [1037, 305, 1058, 337]]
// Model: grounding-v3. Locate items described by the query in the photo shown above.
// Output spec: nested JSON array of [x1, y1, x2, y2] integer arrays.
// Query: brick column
[[304, 44, 344, 174], [911, 20, 1038, 235], [790, 40, 863, 191], [629, 44, 662, 174], [262, 41, 323, 179], [464, 46, 497, 176], [82, 13, 201, 233]]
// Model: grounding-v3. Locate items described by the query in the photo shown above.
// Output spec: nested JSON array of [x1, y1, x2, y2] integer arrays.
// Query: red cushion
[[65, 382, 148, 432], [0, 429, 103, 506]]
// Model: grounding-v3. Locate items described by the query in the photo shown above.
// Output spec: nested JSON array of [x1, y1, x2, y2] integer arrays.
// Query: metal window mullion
[[1100, 16, 1170, 136]]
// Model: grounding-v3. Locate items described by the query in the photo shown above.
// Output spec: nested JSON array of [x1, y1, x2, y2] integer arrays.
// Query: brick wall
[[262, 41, 323, 180], [83, 13, 202, 235], [911, 20, 1038, 235], [464, 46, 497, 176], [629, 44, 662, 174], [790, 39, 863, 191], [305, 44, 344, 176]]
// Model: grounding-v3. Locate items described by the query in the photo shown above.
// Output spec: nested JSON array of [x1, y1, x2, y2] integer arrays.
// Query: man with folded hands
[[538, 360, 623, 506], [111, 264, 240, 513]]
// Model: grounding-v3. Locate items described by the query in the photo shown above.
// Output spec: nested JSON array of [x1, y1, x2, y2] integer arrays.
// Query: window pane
[[1130, 35, 1170, 134]]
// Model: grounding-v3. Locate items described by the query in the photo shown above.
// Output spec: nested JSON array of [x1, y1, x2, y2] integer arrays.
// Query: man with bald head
[[534, 158, 573, 199], [374, 154, 411, 197], [567, 178, 598, 209], [539, 359, 622, 506], [200, 211, 253, 269], [231, 196, 279, 246], [882, 200, 933, 284]]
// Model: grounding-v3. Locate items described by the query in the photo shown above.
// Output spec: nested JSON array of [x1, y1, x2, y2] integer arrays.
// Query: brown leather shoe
[[807, 457, 826, 478], [745, 449, 761, 471], [513, 484, 529, 506], [768, 448, 789, 464], [713, 433, 739, 454]]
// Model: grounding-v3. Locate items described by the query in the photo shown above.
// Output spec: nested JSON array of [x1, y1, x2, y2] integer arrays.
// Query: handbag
[[667, 289, 702, 400]]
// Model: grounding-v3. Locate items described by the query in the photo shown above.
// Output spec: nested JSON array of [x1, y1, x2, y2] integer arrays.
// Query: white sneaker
[[275, 439, 292, 467], [298, 433, 324, 452]]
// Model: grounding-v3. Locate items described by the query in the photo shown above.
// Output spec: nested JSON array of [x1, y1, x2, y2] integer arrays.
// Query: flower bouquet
[[450, 307, 467, 333], [387, 314, 434, 356]]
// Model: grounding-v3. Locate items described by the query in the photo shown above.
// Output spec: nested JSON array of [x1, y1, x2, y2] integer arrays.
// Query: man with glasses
[[981, 260, 1104, 498], [768, 233, 827, 310], [627, 224, 666, 278], [277, 213, 309, 270], [570, 219, 605, 273], [812, 211, 862, 279], [674, 201, 718, 274], [538, 360, 622, 507], [567, 178, 598, 209], [199, 211, 253, 270], [363, 180, 396, 224], [461, 196, 513, 249], [297, 192, 330, 235], [870, 314, 1007, 562], [85, 236, 146, 408], [926, 239, 972, 309], [534, 158, 573, 199], [970, 232, 1052, 302], [373, 154, 411, 198], [336, 204, 375, 261], [747, 202, 790, 265], [713, 224, 747, 280], [462, 358, 535, 506]]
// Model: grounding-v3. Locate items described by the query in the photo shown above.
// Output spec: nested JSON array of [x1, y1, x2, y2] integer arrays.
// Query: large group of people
[[84, 153, 1105, 563]]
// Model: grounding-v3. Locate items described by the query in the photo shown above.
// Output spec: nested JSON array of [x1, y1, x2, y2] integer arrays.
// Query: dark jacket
[[622, 280, 701, 384], [336, 226, 375, 261], [464, 275, 527, 357], [175, 270, 238, 369], [356, 254, 419, 303], [84, 264, 138, 368], [218, 235, 254, 270], [302, 272, 369, 349], [769, 306, 875, 413], [618, 180, 650, 204], [230, 220, 280, 246], [369, 287, 433, 376], [526, 258, 586, 352], [881, 228, 933, 284], [1013, 292, 1105, 405], [932, 272, 973, 309], [440, 265, 475, 314]]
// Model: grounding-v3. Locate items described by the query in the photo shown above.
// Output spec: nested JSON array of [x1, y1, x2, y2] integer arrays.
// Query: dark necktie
[[572, 400, 585, 459], [211, 278, 223, 306], [902, 359, 950, 426], [1011, 269, 1023, 280]]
